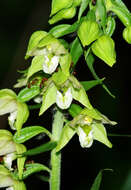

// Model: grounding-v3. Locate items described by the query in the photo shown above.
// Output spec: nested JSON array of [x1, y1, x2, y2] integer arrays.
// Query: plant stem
[[50, 108, 64, 190]]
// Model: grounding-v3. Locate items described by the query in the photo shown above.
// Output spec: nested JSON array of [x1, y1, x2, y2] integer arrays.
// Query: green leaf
[[27, 55, 44, 79], [59, 53, 71, 76], [96, 0, 107, 28], [23, 141, 57, 156], [85, 52, 115, 98], [25, 31, 47, 59], [16, 102, 29, 135], [39, 82, 57, 115], [56, 124, 76, 152], [90, 170, 103, 190], [81, 78, 104, 91], [78, 0, 90, 20], [68, 103, 83, 117], [0, 89, 17, 115], [72, 86, 93, 109], [52, 70, 69, 86], [90, 169, 113, 190], [16, 144, 27, 180], [50, 0, 73, 16], [22, 163, 50, 179], [93, 123, 112, 148], [17, 86, 40, 103], [13, 126, 52, 143], [70, 37, 83, 66], [49, 24, 71, 38]]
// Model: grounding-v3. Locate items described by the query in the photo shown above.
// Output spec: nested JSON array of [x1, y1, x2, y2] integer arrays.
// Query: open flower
[[0, 130, 16, 170], [0, 165, 26, 190], [56, 87, 73, 109], [0, 89, 29, 132]]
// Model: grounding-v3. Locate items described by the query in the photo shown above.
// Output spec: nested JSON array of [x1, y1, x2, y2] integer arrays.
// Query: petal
[[3, 153, 16, 171], [8, 111, 18, 130], [6, 187, 14, 190], [0, 176, 14, 188], [0, 141, 16, 156], [78, 127, 93, 148], [56, 88, 73, 109], [43, 55, 59, 74]]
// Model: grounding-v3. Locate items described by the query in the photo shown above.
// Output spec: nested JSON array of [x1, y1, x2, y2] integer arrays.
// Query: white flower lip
[[43, 55, 59, 74], [56, 87, 73, 109], [78, 127, 94, 148], [8, 111, 17, 130], [6, 186, 14, 190], [3, 152, 16, 171]]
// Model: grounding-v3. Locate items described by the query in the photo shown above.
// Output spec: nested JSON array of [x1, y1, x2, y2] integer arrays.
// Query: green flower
[[0, 165, 26, 190], [0, 130, 16, 170], [70, 108, 116, 148], [0, 89, 29, 133]]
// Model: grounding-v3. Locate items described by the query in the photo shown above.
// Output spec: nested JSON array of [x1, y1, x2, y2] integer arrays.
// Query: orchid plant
[[0, 0, 131, 189]]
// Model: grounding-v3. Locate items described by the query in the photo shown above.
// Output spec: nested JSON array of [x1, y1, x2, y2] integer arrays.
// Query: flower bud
[[73, 0, 82, 7], [51, 0, 73, 16], [49, 7, 76, 25], [123, 26, 131, 44], [56, 87, 73, 109], [78, 126, 93, 148], [91, 35, 116, 67], [78, 20, 100, 47]]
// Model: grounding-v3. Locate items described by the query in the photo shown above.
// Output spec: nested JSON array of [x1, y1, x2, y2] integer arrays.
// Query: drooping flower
[[56, 87, 73, 109], [0, 89, 29, 132], [0, 165, 26, 190], [0, 130, 16, 170]]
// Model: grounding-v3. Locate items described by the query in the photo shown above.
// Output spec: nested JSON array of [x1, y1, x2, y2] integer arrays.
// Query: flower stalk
[[50, 108, 64, 190]]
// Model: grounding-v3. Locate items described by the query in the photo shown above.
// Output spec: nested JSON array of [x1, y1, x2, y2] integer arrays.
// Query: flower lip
[[43, 55, 59, 74], [56, 87, 73, 109], [78, 126, 94, 148]]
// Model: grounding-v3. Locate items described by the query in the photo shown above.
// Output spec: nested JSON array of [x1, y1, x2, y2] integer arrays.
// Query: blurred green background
[[0, 0, 131, 190]]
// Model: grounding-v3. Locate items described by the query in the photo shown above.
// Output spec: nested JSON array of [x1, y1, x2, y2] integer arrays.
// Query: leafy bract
[[39, 82, 57, 115], [13, 126, 52, 143], [56, 124, 76, 152], [27, 55, 44, 79]]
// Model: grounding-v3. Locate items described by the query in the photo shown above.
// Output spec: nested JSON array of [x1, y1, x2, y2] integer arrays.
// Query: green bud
[[91, 35, 116, 67], [78, 20, 100, 47], [51, 0, 73, 16], [73, 0, 82, 7], [49, 7, 76, 25], [123, 26, 131, 44]]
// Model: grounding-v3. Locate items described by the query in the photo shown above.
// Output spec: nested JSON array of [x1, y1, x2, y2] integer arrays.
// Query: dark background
[[0, 0, 131, 190]]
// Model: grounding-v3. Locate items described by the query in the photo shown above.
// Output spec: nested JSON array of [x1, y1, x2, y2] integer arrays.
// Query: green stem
[[50, 108, 64, 190]]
